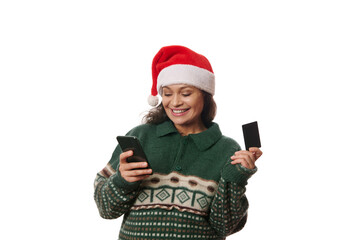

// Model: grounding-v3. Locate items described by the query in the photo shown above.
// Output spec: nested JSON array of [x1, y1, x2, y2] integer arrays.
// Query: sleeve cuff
[[222, 162, 257, 186], [111, 167, 141, 193]]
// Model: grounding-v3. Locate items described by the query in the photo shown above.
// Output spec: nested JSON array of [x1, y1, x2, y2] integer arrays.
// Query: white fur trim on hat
[[157, 64, 215, 96]]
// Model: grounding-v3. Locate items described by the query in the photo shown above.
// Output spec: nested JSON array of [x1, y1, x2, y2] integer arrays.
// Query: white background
[[1, 0, 360, 239]]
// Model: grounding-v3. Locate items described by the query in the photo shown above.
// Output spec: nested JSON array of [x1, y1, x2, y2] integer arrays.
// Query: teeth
[[172, 109, 187, 113]]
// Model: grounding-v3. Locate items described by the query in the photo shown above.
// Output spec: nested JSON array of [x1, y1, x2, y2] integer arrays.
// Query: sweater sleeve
[[93, 145, 142, 219], [208, 157, 257, 237]]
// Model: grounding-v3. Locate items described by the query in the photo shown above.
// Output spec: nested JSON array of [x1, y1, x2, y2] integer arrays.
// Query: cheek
[[161, 99, 169, 108], [189, 99, 204, 113], [195, 103, 204, 114]]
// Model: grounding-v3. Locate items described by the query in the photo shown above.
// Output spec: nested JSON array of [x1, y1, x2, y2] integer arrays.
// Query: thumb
[[249, 147, 262, 160]]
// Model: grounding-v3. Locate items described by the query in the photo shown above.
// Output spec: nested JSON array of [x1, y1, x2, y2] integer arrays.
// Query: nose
[[171, 94, 182, 107]]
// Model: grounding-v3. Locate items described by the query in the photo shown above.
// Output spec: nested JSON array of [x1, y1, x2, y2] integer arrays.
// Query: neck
[[174, 121, 207, 136]]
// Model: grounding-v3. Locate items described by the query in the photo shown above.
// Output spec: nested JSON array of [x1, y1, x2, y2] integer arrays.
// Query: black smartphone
[[116, 136, 151, 169], [242, 121, 261, 151]]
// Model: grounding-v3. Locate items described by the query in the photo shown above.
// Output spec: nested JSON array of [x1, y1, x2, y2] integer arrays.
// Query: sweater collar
[[156, 120, 223, 151], [156, 120, 178, 137]]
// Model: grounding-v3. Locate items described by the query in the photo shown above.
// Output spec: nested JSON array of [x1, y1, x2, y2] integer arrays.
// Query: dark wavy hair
[[142, 91, 217, 128]]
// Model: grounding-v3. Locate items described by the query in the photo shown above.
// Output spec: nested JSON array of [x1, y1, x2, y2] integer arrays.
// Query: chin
[[169, 117, 188, 126]]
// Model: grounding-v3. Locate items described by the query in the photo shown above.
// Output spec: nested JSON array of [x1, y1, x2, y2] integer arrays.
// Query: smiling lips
[[171, 108, 190, 116]]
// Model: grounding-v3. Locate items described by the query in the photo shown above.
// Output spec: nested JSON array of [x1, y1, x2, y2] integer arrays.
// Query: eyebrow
[[163, 86, 193, 91]]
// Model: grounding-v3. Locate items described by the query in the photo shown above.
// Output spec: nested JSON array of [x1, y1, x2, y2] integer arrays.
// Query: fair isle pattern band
[[131, 172, 219, 216], [119, 210, 220, 239], [100, 163, 116, 178], [94, 163, 116, 188], [157, 64, 215, 96]]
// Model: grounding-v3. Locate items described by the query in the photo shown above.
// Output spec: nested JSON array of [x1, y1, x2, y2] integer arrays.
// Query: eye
[[182, 92, 191, 97], [163, 93, 172, 97]]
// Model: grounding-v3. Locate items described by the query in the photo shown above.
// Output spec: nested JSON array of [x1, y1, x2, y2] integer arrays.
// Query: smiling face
[[161, 84, 206, 135]]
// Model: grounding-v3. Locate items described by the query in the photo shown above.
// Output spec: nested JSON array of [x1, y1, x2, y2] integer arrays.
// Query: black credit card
[[242, 121, 261, 150]]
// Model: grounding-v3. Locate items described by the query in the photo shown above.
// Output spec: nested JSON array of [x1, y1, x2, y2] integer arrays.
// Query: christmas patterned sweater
[[94, 120, 257, 240]]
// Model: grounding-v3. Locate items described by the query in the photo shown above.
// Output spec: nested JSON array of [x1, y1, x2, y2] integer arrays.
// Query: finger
[[233, 151, 256, 163], [123, 168, 153, 177], [125, 174, 151, 183], [119, 150, 134, 163], [249, 147, 263, 160], [125, 161, 149, 171], [231, 155, 255, 169], [240, 159, 250, 169], [249, 147, 258, 152], [233, 150, 248, 157], [134, 168, 153, 176], [256, 149, 263, 159], [234, 150, 256, 161], [241, 154, 255, 169], [233, 150, 242, 156], [245, 150, 257, 163], [231, 159, 244, 165], [248, 151, 256, 163], [246, 156, 255, 169]]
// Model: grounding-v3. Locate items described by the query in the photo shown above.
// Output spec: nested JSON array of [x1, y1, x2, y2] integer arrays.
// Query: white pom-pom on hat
[[148, 94, 159, 107]]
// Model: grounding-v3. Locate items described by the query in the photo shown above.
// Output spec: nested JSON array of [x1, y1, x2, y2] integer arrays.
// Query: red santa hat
[[148, 45, 215, 106]]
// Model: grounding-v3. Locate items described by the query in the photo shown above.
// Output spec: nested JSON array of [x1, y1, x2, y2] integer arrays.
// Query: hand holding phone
[[116, 136, 152, 182], [116, 136, 151, 167]]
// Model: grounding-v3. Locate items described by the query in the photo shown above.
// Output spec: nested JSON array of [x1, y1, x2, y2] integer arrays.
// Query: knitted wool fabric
[[94, 121, 256, 240]]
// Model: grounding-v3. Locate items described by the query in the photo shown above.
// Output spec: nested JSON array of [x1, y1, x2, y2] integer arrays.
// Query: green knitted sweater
[[94, 120, 257, 240]]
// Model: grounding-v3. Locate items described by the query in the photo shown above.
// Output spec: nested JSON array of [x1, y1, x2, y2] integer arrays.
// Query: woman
[[94, 45, 263, 240]]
